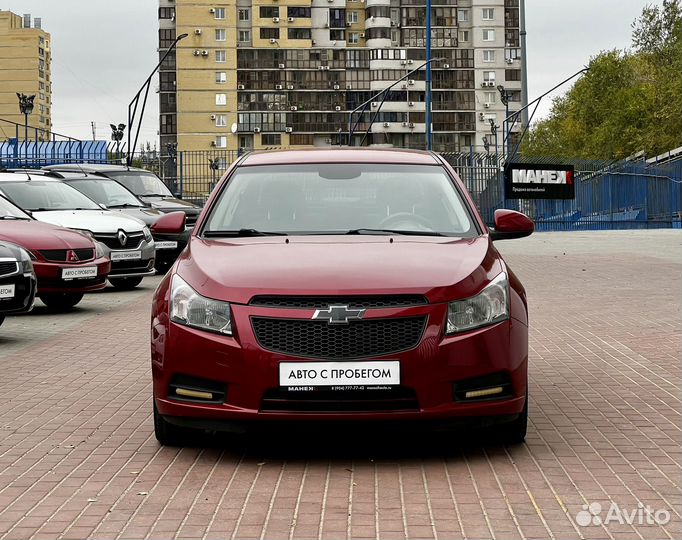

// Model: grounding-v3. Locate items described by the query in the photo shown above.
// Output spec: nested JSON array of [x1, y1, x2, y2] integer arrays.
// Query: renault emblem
[[117, 230, 128, 246], [312, 305, 366, 325]]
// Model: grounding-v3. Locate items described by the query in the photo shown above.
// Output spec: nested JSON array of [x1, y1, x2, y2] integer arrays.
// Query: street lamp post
[[497, 85, 512, 156], [110, 123, 126, 158], [489, 118, 499, 157], [425, 0, 433, 151], [17, 93, 35, 164]]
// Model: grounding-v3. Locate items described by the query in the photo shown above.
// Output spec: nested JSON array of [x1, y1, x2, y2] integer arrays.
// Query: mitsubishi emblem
[[117, 230, 128, 247], [66, 250, 79, 262], [312, 305, 366, 325]]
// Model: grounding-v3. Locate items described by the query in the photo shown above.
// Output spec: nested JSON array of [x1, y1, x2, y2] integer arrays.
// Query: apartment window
[[214, 8, 226, 19], [238, 30, 250, 42], [506, 69, 522, 81], [160, 114, 176, 135], [483, 50, 495, 62], [330, 29, 346, 41], [216, 50, 226, 62], [215, 136, 227, 148], [215, 28, 226, 41], [348, 32, 360, 44], [459, 30, 470, 42], [482, 8, 494, 20], [288, 28, 311, 39], [238, 9, 250, 21], [216, 72, 227, 83], [483, 29, 495, 41], [159, 7, 175, 19], [262, 134, 281, 146], [484, 91, 496, 105], [216, 93, 227, 106], [159, 29, 176, 48], [260, 28, 280, 39], [288, 7, 311, 17], [457, 9, 469, 22], [260, 6, 279, 18], [347, 11, 359, 23], [238, 135, 253, 150], [215, 115, 227, 127], [483, 71, 496, 83]]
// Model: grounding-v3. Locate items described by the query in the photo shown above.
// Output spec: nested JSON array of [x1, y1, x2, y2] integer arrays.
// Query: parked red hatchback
[[0, 196, 110, 310], [151, 149, 534, 445]]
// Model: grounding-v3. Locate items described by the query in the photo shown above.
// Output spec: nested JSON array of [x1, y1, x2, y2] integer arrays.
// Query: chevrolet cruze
[[151, 149, 534, 446]]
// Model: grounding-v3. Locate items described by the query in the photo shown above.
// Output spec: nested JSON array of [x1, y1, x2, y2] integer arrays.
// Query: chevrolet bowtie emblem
[[312, 305, 366, 325]]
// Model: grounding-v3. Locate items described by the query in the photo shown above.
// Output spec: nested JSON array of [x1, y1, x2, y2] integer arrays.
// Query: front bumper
[[34, 257, 111, 294], [0, 271, 36, 315], [108, 240, 156, 278], [152, 230, 190, 268], [152, 301, 528, 428]]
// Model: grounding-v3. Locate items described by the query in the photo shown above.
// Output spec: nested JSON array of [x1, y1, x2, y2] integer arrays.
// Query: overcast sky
[[5, 0, 649, 146]]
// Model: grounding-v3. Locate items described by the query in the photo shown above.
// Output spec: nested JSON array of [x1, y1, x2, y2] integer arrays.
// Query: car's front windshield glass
[[203, 163, 477, 237], [68, 179, 144, 207], [0, 195, 32, 219], [107, 172, 173, 197], [0, 181, 101, 211]]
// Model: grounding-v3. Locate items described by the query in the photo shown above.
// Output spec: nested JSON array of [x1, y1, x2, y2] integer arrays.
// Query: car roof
[[44, 163, 149, 174], [239, 148, 441, 167], [0, 171, 61, 182]]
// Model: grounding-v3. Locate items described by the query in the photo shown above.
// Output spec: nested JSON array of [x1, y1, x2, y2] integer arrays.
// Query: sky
[[4, 0, 649, 145]]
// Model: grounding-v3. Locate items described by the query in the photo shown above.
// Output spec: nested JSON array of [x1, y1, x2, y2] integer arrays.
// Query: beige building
[[159, 0, 525, 157], [0, 10, 52, 142]]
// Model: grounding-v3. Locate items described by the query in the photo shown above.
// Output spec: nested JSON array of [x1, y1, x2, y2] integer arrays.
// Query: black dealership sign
[[504, 163, 575, 200]]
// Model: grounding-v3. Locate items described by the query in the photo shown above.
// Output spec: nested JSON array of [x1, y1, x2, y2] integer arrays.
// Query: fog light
[[175, 388, 214, 400], [464, 386, 504, 399]]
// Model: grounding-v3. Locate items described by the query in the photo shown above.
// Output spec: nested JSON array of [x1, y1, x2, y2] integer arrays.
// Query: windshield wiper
[[141, 193, 171, 197], [107, 203, 144, 209], [345, 228, 447, 237], [204, 229, 288, 238]]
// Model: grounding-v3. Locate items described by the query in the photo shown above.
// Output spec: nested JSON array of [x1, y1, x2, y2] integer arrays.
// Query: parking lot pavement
[[0, 230, 679, 540]]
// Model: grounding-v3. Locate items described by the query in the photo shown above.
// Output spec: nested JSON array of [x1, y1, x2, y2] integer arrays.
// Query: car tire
[[0, 315, 4, 327], [499, 392, 528, 444], [39, 293, 84, 311], [153, 402, 201, 446], [109, 277, 144, 290]]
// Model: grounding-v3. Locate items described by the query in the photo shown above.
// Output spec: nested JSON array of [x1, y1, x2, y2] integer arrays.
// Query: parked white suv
[[0, 172, 155, 289]]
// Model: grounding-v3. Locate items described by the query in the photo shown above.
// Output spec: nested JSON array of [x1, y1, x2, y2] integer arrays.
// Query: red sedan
[[0, 196, 110, 310], [151, 149, 534, 445]]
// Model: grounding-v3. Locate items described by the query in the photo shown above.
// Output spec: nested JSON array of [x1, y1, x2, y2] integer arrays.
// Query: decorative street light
[[489, 118, 499, 156], [497, 85, 514, 156], [110, 123, 126, 157], [17, 93, 35, 154]]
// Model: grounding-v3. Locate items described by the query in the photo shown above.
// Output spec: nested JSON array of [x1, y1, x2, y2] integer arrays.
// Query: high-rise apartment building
[[0, 10, 52, 141], [159, 0, 524, 154]]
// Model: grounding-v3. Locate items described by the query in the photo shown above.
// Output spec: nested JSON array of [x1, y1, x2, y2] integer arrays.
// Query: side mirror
[[490, 209, 534, 241], [151, 211, 186, 235]]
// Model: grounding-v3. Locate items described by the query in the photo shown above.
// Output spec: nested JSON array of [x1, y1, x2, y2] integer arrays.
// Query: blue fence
[[0, 139, 110, 169]]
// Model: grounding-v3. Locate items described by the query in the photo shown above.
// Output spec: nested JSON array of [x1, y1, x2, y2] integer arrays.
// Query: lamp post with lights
[[17, 93, 35, 162], [110, 123, 125, 158]]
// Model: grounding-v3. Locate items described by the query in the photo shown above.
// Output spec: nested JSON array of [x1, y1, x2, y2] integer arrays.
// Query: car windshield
[[0, 195, 32, 219], [0, 181, 101, 211], [106, 171, 173, 197], [66, 179, 145, 208], [203, 163, 477, 237]]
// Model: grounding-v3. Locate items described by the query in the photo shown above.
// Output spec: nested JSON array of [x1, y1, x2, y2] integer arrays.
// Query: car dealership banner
[[504, 163, 575, 200]]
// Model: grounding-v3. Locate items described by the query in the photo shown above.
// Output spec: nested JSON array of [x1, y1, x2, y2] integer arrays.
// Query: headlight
[[446, 272, 509, 334], [17, 246, 33, 274], [74, 229, 94, 239], [142, 226, 153, 243], [170, 274, 232, 335], [94, 240, 108, 259]]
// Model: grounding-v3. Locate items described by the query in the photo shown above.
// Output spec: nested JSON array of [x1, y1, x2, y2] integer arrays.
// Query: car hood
[[32, 210, 146, 234], [179, 236, 501, 305], [0, 221, 94, 250], [109, 207, 163, 226], [140, 196, 200, 212]]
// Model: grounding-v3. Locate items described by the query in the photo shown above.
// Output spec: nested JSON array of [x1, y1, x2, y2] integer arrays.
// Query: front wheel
[[39, 293, 84, 311], [153, 402, 201, 446], [109, 276, 144, 290]]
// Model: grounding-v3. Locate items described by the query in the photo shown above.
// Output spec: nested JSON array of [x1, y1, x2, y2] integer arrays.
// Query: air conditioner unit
[[383, 122, 390, 127], [407, 60, 413, 64], [335, 106, 341, 111], [201, 50, 209, 56], [402, 121, 408, 127], [346, 83, 352, 89], [278, 63, 285, 69], [210, 141, 217, 147], [275, 84, 283, 89], [312, 39, 316, 45], [400, 60, 407, 65], [371, 102, 378, 107], [210, 114, 217, 120], [318, 65, 325, 70], [288, 17, 295, 22], [506, 58, 514, 64], [290, 105, 298, 111], [253, 127, 261, 133], [390, 21, 396, 26], [237, 84, 245, 90], [193, 50, 201, 56], [443, 63, 451, 69], [408, 79, 415, 85], [286, 84, 294, 89], [479, 113, 486, 121], [408, 101, 414, 107], [270, 38, 277, 44], [408, 122, 414, 128], [209, 8, 215, 13], [359, 33, 365, 37], [401, 84, 407, 89], [324, 23, 330, 28], [484, 103, 490, 108], [285, 126, 293, 133], [333, 84, 340, 89], [194, 29, 202, 35], [273, 17, 280, 22]]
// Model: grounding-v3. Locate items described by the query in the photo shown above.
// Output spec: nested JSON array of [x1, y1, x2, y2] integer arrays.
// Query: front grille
[[0, 261, 18, 277], [250, 295, 428, 309], [261, 387, 419, 412], [251, 316, 426, 359], [39, 248, 94, 262], [94, 233, 144, 250], [109, 258, 154, 275]]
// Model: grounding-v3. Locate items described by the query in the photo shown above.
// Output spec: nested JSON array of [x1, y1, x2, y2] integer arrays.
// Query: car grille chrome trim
[[93, 232, 144, 250], [251, 316, 427, 359], [249, 295, 428, 310], [39, 248, 95, 262]]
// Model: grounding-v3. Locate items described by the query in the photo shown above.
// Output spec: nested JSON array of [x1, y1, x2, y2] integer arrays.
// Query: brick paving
[[0, 230, 679, 540]]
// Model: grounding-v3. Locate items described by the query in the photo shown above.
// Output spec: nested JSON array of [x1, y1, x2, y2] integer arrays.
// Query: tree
[[523, 1, 681, 159]]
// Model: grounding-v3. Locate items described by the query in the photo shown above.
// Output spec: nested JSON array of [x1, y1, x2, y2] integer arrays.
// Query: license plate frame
[[279, 361, 400, 389], [155, 241, 178, 250], [110, 250, 142, 261], [61, 267, 98, 280], [0, 283, 15, 299]]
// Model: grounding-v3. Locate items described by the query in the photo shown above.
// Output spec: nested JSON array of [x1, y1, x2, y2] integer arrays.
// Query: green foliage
[[523, 1, 682, 159]]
